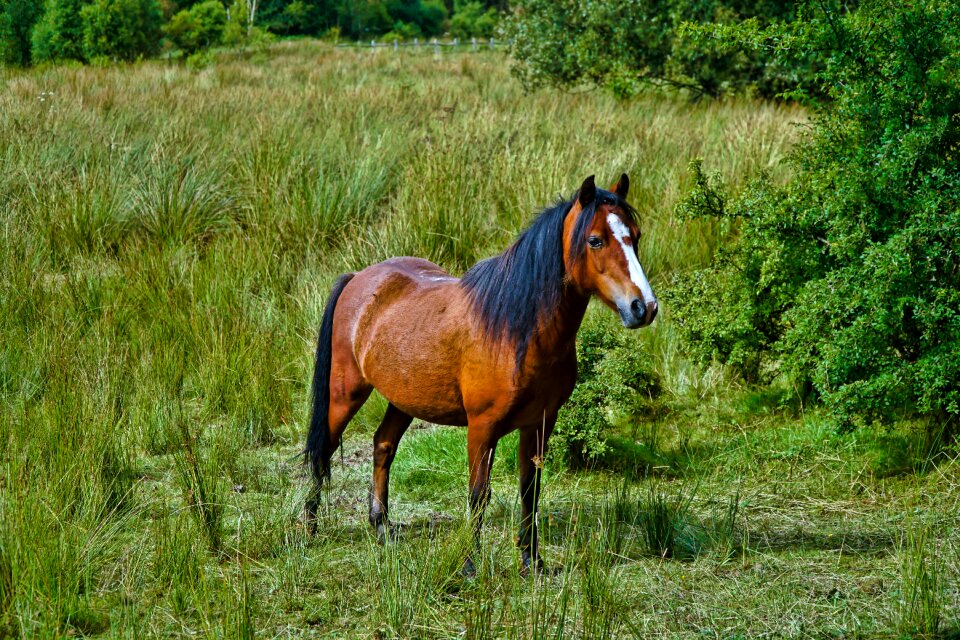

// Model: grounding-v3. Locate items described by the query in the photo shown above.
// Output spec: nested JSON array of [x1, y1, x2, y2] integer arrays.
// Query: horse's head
[[563, 174, 658, 328]]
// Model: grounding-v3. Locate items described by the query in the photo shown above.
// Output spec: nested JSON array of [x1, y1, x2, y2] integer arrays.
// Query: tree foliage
[[504, 0, 809, 99], [449, 1, 496, 38], [1, 0, 505, 67], [81, 0, 162, 61], [666, 1, 960, 429], [164, 0, 226, 54], [255, 0, 474, 40], [0, 0, 41, 65], [31, 0, 84, 62]]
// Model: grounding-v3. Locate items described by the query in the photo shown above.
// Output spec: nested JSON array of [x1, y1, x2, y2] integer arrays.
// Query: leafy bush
[[31, 0, 84, 63], [221, 20, 244, 47], [185, 48, 214, 69], [553, 322, 662, 468], [81, 0, 162, 62], [279, 0, 312, 33], [505, 0, 808, 99], [164, 0, 227, 54], [667, 1, 960, 430], [664, 161, 791, 384], [381, 19, 421, 42]]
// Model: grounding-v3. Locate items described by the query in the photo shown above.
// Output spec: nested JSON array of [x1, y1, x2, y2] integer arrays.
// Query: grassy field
[[1, 40, 958, 638]]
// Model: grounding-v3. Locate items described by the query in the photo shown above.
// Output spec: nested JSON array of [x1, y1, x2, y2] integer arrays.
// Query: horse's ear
[[577, 175, 596, 207], [611, 173, 629, 199]]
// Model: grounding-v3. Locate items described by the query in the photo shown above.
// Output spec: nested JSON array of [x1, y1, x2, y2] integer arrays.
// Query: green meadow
[[1, 42, 957, 638]]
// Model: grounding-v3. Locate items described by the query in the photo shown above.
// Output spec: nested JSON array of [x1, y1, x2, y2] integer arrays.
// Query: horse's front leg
[[518, 416, 555, 575], [463, 425, 498, 576]]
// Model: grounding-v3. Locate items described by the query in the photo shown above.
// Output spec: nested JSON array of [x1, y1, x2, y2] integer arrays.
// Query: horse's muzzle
[[619, 298, 658, 328]]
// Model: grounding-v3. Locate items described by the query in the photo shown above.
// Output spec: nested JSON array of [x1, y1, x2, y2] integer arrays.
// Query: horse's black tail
[[305, 273, 355, 487]]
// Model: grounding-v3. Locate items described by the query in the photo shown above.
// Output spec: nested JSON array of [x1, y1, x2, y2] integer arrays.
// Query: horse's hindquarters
[[337, 259, 474, 426]]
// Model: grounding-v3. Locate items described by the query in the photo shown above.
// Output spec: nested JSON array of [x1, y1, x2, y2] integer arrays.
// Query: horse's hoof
[[376, 522, 403, 544], [520, 552, 552, 577], [461, 557, 477, 578], [304, 505, 319, 536]]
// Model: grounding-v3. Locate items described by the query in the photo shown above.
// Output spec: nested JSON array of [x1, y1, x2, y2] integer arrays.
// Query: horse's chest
[[509, 359, 578, 425]]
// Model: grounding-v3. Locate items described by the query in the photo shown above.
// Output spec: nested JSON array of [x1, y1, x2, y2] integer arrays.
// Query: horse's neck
[[534, 286, 590, 356]]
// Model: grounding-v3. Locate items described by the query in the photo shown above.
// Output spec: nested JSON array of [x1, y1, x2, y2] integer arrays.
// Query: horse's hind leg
[[327, 366, 373, 461], [305, 353, 371, 531], [369, 403, 413, 542]]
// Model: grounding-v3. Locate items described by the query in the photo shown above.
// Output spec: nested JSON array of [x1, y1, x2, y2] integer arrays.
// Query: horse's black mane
[[460, 188, 636, 369]]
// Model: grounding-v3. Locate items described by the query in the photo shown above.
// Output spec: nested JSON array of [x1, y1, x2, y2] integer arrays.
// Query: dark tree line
[[0, 0, 502, 65]]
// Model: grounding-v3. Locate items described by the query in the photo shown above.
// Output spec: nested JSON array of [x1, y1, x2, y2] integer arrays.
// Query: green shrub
[[221, 0, 248, 44], [279, 0, 310, 32], [164, 0, 227, 54], [323, 0, 390, 39], [259, 0, 324, 36], [221, 20, 243, 46], [381, 19, 421, 42], [251, 0, 448, 40], [667, 1, 960, 430], [664, 161, 789, 384], [81, 0, 162, 62], [553, 322, 663, 468], [320, 24, 340, 42], [30, 0, 84, 63], [185, 48, 214, 69]]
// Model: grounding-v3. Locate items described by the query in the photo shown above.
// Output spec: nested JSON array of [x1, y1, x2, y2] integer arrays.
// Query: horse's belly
[[354, 278, 471, 426], [365, 358, 469, 426], [392, 399, 468, 426]]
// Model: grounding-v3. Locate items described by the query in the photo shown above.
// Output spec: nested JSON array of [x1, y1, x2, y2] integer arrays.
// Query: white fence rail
[[336, 38, 509, 53]]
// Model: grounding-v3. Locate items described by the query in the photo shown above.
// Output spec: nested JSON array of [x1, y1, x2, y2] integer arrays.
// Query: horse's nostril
[[630, 298, 645, 322], [649, 301, 659, 322]]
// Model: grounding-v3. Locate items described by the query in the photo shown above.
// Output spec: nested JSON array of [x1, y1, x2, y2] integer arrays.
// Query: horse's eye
[[587, 236, 603, 249]]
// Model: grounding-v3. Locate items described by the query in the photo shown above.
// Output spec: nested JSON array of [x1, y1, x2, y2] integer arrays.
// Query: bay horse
[[304, 174, 658, 574]]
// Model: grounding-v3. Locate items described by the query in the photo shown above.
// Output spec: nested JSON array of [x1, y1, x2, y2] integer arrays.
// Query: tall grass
[[6, 41, 934, 639]]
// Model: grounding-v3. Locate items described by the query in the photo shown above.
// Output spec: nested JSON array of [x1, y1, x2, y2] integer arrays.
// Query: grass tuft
[[639, 484, 695, 560], [226, 564, 256, 640], [897, 514, 943, 639], [129, 159, 239, 247], [363, 522, 471, 638], [0, 535, 12, 621], [174, 424, 226, 554]]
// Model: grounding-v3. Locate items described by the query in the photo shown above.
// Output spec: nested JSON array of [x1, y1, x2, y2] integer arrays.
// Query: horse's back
[[334, 257, 472, 425]]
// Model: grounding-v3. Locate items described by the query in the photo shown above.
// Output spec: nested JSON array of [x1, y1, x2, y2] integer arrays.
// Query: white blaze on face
[[606, 213, 656, 305]]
